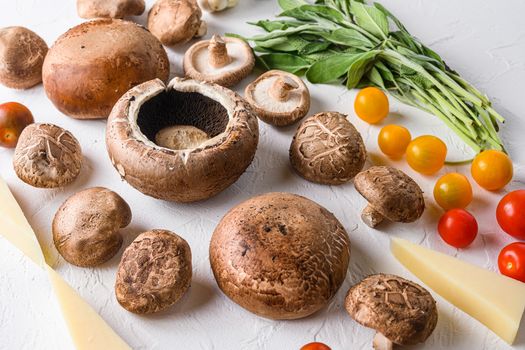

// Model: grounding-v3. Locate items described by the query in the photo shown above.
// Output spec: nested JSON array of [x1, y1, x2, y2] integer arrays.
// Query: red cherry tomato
[[438, 209, 478, 248], [497, 190, 525, 240], [0, 102, 34, 148], [300, 342, 331, 350], [498, 242, 525, 283]]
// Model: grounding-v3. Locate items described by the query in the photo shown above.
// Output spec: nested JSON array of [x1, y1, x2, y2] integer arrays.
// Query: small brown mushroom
[[106, 77, 258, 202], [354, 166, 425, 228], [77, 0, 145, 19], [147, 0, 207, 46], [13, 123, 82, 188], [199, 0, 237, 12], [155, 125, 210, 150], [115, 229, 192, 314], [210, 192, 351, 320], [42, 19, 169, 119], [52, 187, 132, 267], [244, 70, 310, 126], [184, 35, 255, 87], [345, 274, 438, 349], [0, 27, 48, 89], [289, 112, 366, 185]]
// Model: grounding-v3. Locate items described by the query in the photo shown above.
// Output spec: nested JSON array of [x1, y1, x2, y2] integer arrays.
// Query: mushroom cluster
[[116, 229, 192, 314], [354, 166, 425, 228], [290, 112, 366, 185], [77, 0, 145, 18], [245, 70, 310, 126], [148, 0, 207, 46], [210, 192, 350, 319], [184, 35, 255, 87], [345, 274, 437, 349], [13, 123, 82, 188], [106, 77, 258, 202], [53, 187, 132, 267], [0, 26, 48, 89], [43, 19, 169, 119]]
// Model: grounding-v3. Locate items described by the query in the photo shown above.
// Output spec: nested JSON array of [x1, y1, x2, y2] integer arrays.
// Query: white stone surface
[[1, 0, 525, 349]]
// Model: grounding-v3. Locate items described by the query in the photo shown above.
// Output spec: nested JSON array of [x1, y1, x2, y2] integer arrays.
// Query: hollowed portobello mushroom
[[106, 77, 259, 202]]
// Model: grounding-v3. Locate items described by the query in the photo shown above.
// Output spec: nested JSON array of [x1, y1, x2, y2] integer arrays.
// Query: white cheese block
[[0, 176, 130, 350], [391, 237, 525, 344]]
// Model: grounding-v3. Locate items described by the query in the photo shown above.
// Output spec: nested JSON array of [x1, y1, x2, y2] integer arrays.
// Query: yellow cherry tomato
[[354, 87, 389, 124], [378, 124, 412, 159], [433, 173, 473, 210], [406, 135, 447, 175], [471, 150, 513, 191]]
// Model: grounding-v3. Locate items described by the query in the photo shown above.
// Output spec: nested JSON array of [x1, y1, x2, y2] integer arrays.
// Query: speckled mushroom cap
[[183, 35, 255, 87], [115, 229, 192, 314], [0, 26, 48, 89], [210, 192, 351, 320], [13, 123, 82, 188], [289, 112, 366, 185], [77, 0, 146, 18], [106, 77, 259, 202], [148, 0, 207, 46], [42, 19, 169, 119], [52, 187, 132, 267], [244, 70, 310, 126], [354, 166, 425, 225], [345, 274, 437, 346]]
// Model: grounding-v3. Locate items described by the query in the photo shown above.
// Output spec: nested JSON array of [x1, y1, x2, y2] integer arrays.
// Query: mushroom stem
[[361, 204, 385, 228], [269, 77, 298, 102], [373, 332, 394, 350], [208, 35, 231, 68]]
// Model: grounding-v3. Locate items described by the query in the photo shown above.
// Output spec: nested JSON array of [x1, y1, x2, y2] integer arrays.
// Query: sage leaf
[[306, 53, 360, 83], [320, 28, 373, 47], [367, 66, 385, 88], [278, 0, 307, 11], [350, 1, 389, 39], [346, 50, 379, 88], [257, 53, 311, 73], [300, 41, 332, 54]]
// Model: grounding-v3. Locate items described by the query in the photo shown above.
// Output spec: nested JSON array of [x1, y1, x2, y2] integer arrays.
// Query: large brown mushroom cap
[[345, 274, 437, 348], [354, 166, 425, 228], [13, 123, 82, 188], [184, 35, 255, 87], [42, 19, 169, 119], [52, 187, 132, 267], [115, 229, 192, 314], [0, 27, 48, 89], [290, 112, 366, 185], [77, 0, 146, 19], [106, 77, 259, 202], [147, 0, 206, 46], [210, 192, 351, 320], [244, 70, 310, 126]]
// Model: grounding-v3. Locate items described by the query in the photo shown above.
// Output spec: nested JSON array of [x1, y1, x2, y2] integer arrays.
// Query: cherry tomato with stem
[[354, 87, 389, 124], [300, 342, 331, 350], [498, 242, 525, 283], [378, 124, 411, 159], [0, 102, 34, 148], [406, 135, 447, 175], [471, 150, 513, 191], [433, 173, 473, 210], [438, 209, 478, 248], [496, 190, 525, 239]]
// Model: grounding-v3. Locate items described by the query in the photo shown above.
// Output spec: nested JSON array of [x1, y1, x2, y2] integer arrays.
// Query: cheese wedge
[[391, 237, 525, 344], [0, 176, 131, 350]]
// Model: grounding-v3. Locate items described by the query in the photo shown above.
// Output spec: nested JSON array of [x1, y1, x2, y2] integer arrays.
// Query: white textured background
[[1, 0, 525, 349]]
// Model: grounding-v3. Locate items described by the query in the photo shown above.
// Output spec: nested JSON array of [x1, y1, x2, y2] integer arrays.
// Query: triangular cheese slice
[[0, 176, 130, 350], [391, 237, 525, 344]]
